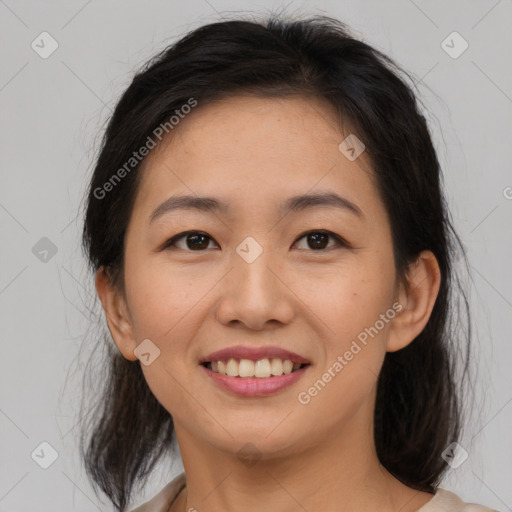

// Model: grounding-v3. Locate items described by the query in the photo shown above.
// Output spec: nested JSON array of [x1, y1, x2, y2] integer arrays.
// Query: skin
[[96, 95, 441, 512]]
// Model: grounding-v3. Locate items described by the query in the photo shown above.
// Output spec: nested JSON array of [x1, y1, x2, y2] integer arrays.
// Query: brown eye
[[185, 233, 210, 250], [164, 231, 218, 251], [306, 232, 329, 250], [294, 230, 347, 251], [163, 229, 347, 252]]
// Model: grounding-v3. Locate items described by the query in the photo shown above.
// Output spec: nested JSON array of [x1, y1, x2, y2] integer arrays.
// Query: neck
[[171, 403, 434, 512]]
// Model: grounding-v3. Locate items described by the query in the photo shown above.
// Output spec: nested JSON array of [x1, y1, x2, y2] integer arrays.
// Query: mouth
[[198, 346, 312, 397], [201, 358, 311, 378]]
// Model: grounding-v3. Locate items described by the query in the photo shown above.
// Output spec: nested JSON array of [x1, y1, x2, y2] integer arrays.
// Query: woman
[[79, 14, 499, 512]]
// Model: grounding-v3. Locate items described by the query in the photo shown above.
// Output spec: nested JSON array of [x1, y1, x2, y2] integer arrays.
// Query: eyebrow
[[149, 191, 364, 224]]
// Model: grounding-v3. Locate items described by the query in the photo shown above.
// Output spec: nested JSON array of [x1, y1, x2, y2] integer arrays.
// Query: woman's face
[[114, 95, 403, 458]]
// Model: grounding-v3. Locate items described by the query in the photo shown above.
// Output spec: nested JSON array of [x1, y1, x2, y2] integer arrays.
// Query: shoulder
[[418, 487, 501, 512], [129, 477, 501, 512], [130, 472, 186, 512]]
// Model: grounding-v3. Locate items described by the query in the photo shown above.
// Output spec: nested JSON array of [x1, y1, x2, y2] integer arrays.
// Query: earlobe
[[387, 250, 441, 353], [95, 266, 138, 361]]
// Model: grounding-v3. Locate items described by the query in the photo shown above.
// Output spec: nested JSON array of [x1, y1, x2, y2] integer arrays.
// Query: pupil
[[187, 233, 209, 250], [308, 233, 328, 250]]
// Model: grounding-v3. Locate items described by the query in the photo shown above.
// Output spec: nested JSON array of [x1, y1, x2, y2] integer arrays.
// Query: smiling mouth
[[201, 358, 311, 378]]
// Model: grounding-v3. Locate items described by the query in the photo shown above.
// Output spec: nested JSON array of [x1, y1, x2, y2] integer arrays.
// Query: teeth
[[255, 359, 271, 378], [283, 360, 294, 374], [226, 358, 239, 377], [208, 357, 305, 378], [239, 359, 255, 377], [270, 358, 283, 376]]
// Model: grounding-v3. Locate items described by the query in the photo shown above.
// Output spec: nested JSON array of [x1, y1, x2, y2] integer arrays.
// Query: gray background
[[0, 0, 511, 510]]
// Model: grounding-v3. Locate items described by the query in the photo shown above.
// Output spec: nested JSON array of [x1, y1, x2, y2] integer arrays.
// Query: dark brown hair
[[79, 14, 472, 511]]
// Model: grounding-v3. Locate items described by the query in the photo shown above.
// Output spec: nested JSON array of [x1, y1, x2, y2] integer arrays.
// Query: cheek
[[123, 254, 210, 340], [313, 253, 396, 400], [296, 276, 394, 431], [319, 265, 396, 347], [123, 257, 209, 420]]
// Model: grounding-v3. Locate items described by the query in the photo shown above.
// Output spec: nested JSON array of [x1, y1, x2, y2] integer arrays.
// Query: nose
[[214, 248, 295, 330]]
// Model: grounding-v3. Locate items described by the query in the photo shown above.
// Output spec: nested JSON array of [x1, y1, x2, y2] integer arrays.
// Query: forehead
[[133, 94, 378, 218], [156, 94, 350, 161]]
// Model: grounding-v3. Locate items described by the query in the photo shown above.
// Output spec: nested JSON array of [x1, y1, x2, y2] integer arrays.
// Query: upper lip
[[200, 345, 311, 365]]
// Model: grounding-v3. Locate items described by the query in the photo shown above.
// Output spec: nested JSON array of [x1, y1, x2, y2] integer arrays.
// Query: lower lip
[[200, 364, 309, 397]]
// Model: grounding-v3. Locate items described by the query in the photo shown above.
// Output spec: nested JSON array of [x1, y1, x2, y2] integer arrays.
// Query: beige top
[[130, 472, 500, 512]]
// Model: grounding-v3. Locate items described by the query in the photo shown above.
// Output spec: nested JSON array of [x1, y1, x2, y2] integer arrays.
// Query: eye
[[163, 231, 219, 251], [293, 230, 348, 251], [162, 229, 348, 252]]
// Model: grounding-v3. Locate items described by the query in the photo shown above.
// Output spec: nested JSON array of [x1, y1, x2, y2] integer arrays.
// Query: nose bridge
[[215, 234, 293, 328], [233, 235, 277, 301]]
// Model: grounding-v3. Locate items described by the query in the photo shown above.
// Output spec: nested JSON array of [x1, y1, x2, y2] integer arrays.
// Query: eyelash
[[162, 229, 349, 252]]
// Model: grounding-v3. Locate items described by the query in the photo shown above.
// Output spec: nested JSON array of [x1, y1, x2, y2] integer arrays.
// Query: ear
[[387, 250, 441, 352], [95, 266, 138, 361]]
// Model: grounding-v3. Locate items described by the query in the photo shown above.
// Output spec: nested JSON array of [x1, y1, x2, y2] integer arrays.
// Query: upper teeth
[[210, 358, 302, 378]]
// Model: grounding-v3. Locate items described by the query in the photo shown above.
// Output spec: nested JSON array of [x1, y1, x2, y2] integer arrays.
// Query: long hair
[[79, 14, 472, 511]]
